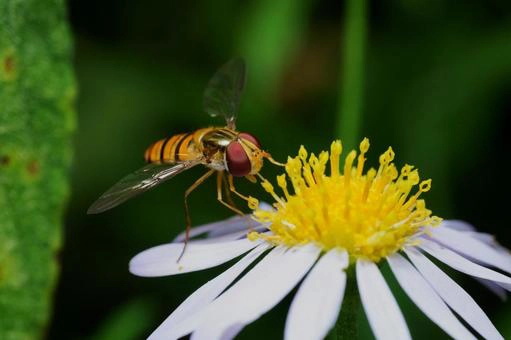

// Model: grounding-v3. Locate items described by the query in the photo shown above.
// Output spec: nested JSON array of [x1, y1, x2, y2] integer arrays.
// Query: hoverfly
[[88, 58, 281, 252]]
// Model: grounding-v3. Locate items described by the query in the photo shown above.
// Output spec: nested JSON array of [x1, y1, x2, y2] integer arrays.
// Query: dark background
[[49, 0, 511, 338]]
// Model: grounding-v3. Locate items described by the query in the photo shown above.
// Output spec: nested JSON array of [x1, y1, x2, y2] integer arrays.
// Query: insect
[[87, 58, 282, 253]]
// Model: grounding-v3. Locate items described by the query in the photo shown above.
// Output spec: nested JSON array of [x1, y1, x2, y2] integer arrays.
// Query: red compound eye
[[239, 132, 261, 149], [226, 141, 251, 177]]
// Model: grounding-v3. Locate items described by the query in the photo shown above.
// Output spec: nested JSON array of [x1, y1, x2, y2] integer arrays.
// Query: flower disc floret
[[249, 138, 441, 262]]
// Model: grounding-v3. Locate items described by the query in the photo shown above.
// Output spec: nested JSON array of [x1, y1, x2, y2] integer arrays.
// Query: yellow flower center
[[248, 138, 441, 262]]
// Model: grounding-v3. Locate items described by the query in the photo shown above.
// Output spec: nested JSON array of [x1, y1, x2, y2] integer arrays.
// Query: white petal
[[441, 221, 508, 253], [469, 232, 496, 245], [207, 223, 269, 239], [387, 253, 476, 340], [191, 245, 321, 340], [148, 244, 270, 340], [173, 203, 272, 242], [206, 202, 273, 238], [217, 324, 244, 340], [186, 228, 267, 244], [441, 220, 475, 231], [429, 226, 511, 274], [285, 249, 349, 340], [356, 259, 411, 340], [405, 247, 503, 340], [441, 227, 508, 256], [475, 278, 507, 301], [419, 239, 511, 285], [173, 216, 249, 242], [129, 238, 260, 277], [438, 221, 510, 256], [257, 201, 274, 211], [496, 281, 511, 292]]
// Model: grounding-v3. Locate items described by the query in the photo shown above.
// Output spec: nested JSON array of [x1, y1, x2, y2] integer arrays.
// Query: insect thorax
[[200, 127, 237, 171]]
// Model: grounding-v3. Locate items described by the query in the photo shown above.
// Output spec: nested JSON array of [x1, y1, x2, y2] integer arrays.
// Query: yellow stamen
[[249, 139, 441, 262], [330, 140, 342, 177]]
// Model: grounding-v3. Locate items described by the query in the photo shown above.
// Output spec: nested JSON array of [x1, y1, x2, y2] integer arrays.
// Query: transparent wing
[[203, 58, 246, 129], [87, 161, 200, 214]]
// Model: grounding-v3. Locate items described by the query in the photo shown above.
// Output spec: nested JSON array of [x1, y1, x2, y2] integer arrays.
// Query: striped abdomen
[[144, 128, 212, 163]]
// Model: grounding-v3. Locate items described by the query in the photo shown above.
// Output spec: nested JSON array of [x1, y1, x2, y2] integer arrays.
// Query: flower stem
[[336, 0, 367, 152], [328, 266, 359, 340]]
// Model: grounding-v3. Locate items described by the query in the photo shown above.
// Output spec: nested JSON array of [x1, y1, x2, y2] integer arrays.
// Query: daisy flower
[[129, 139, 510, 340]]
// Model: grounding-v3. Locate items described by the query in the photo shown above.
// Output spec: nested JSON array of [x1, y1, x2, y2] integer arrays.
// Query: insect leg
[[225, 174, 256, 230], [216, 171, 245, 216], [222, 171, 239, 208], [178, 169, 216, 262], [227, 174, 251, 201]]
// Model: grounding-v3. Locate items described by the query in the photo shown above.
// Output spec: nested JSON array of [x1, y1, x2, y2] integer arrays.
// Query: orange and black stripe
[[144, 130, 205, 163], [174, 133, 193, 161], [144, 127, 224, 163]]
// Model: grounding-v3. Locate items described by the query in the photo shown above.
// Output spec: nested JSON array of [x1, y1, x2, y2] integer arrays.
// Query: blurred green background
[[26, 0, 511, 338]]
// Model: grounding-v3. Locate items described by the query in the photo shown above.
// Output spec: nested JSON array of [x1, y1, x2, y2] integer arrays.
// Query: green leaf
[[0, 0, 75, 338], [92, 299, 158, 340]]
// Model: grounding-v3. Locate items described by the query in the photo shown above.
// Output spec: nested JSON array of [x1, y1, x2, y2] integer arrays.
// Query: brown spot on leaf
[[2, 52, 16, 81], [27, 160, 39, 175], [4, 55, 14, 73], [0, 155, 10, 166]]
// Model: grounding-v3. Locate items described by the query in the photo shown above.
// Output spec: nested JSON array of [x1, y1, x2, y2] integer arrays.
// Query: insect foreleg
[[222, 172, 238, 208], [178, 169, 216, 262], [216, 171, 245, 216], [227, 174, 251, 201]]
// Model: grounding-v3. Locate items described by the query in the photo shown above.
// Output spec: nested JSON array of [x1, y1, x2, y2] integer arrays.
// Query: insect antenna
[[263, 152, 285, 167]]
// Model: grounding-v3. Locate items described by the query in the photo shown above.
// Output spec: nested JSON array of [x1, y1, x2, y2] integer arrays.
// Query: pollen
[[248, 138, 441, 262]]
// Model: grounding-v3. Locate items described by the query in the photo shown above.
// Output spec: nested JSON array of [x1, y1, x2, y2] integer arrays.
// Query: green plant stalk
[[336, 0, 367, 152], [328, 266, 359, 340], [237, 0, 312, 125], [0, 0, 76, 337]]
